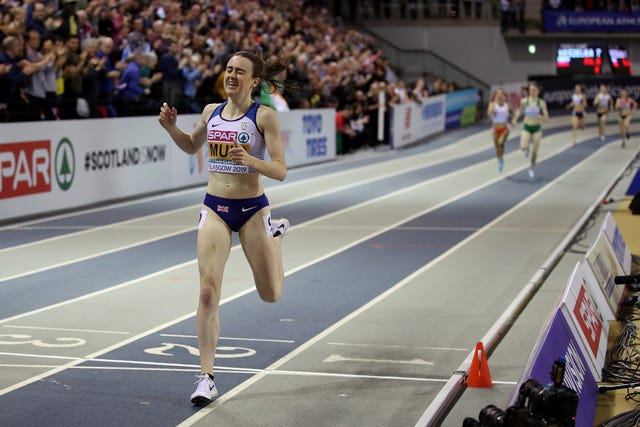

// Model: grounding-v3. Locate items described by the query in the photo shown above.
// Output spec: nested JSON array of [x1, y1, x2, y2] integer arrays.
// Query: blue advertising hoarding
[[543, 11, 640, 32], [444, 89, 478, 130], [511, 309, 599, 426]]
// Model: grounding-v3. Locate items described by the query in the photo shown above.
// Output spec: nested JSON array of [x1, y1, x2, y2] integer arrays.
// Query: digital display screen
[[608, 46, 633, 75], [556, 44, 603, 76]]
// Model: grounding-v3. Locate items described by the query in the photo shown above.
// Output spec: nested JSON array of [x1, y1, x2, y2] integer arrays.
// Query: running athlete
[[512, 82, 549, 179], [158, 50, 290, 406], [566, 84, 587, 145], [615, 88, 638, 148], [593, 84, 613, 141], [487, 88, 513, 172]]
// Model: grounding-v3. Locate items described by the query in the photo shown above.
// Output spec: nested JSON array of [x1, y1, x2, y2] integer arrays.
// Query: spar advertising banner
[[389, 94, 446, 149], [0, 109, 335, 222], [558, 260, 610, 382], [0, 116, 204, 222], [510, 308, 598, 427], [444, 88, 478, 130], [543, 10, 640, 32]]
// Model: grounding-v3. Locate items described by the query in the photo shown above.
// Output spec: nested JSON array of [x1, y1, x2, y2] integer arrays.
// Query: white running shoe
[[528, 169, 535, 179], [190, 374, 218, 406], [271, 218, 290, 237]]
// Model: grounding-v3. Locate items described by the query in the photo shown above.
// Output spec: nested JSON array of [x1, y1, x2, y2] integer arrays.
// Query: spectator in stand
[[24, 30, 56, 120], [286, 55, 311, 109], [181, 52, 204, 113], [26, 2, 50, 36], [55, 0, 80, 41], [335, 102, 357, 154], [365, 81, 382, 146], [41, 35, 63, 119], [413, 78, 429, 99], [116, 48, 152, 116], [59, 34, 86, 119], [96, 6, 115, 37], [159, 38, 183, 111], [76, 9, 94, 41], [349, 101, 372, 150], [474, 0, 483, 18], [120, 30, 150, 62], [514, 0, 526, 33], [81, 37, 106, 118], [500, 0, 510, 33], [96, 35, 119, 117], [1, 34, 54, 121], [141, 51, 163, 100]]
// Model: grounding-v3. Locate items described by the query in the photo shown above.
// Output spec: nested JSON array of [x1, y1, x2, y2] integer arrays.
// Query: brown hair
[[232, 50, 292, 95]]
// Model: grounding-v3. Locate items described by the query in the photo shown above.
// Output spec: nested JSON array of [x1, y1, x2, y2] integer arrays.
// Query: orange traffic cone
[[467, 341, 493, 388]]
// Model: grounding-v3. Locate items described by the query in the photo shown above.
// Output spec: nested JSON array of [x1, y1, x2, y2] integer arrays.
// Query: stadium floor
[[0, 115, 638, 427]]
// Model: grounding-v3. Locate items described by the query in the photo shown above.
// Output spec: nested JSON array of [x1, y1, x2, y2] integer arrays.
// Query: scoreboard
[[608, 46, 633, 76], [556, 44, 604, 76]]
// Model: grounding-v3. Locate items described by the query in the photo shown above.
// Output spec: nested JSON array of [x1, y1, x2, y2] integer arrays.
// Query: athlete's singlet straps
[[523, 98, 542, 120], [206, 102, 266, 174], [492, 103, 510, 125]]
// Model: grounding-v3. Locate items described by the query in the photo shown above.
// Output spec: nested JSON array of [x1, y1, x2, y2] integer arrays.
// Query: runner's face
[[225, 56, 259, 97]]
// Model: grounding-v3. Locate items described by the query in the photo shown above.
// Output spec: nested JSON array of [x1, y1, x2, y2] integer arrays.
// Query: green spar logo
[[55, 137, 75, 191]]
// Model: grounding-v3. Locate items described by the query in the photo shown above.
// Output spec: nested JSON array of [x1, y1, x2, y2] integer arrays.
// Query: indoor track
[[1, 115, 638, 426]]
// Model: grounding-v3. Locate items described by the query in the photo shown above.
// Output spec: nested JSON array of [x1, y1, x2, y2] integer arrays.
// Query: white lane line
[[0, 260, 202, 325], [3, 325, 130, 335], [0, 225, 195, 283], [177, 140, 612, 426], [323, 354, 434, 366], [0, 354, 498, 384], [0, 311, 197, 397], [0, 205, 198, 255], [0, 186, 203, 231], [160, 334, 295, 344], [1, 365, 506, 385], [327, 342, 467, 352]]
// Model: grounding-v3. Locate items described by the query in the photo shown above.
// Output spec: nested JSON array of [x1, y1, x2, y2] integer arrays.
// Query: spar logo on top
[[0, 138, 75, 199]]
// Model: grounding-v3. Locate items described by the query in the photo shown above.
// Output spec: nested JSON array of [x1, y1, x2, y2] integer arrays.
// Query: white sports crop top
[[206, 102, 266, 174]]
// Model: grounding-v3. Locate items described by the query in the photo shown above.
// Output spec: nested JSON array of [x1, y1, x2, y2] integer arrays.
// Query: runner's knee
[[256, 281, 282, 303]]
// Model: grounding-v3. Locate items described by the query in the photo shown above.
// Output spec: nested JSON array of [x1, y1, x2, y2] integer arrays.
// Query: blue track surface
[[0, 123, 614, 426]]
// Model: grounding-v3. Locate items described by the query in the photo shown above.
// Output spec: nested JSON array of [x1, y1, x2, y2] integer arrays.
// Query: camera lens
[[478, 404, 507, 426]]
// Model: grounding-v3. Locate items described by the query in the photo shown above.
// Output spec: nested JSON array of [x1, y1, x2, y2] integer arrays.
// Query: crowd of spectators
[[0, 0, 467, 152]]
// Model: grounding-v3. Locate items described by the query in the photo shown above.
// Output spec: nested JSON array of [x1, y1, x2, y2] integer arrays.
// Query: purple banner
[[543, 11, 640, 32], [514, 309, 598, 426]]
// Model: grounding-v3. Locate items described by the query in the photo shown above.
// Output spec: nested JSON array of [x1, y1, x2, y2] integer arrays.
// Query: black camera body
[[464, 358, 579, 427], [517, 378, 579, 426]]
